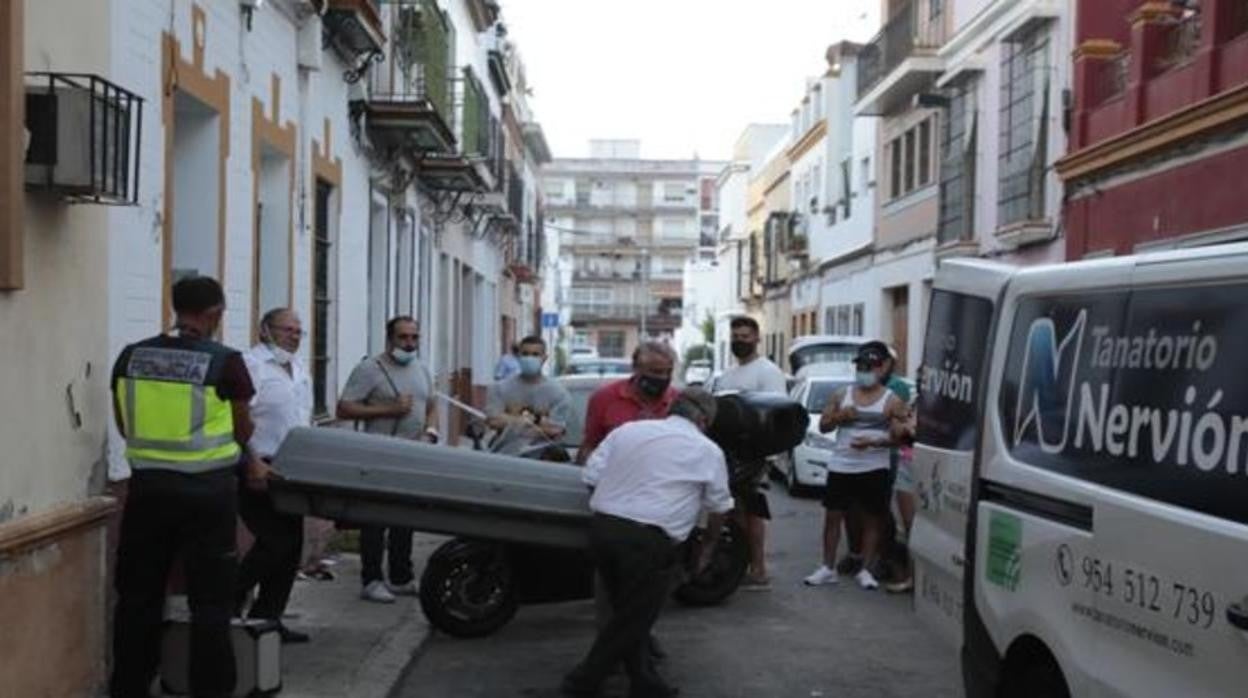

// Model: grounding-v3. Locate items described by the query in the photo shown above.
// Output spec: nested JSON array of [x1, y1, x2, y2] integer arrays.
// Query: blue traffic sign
[[541, 312, 560, 329]]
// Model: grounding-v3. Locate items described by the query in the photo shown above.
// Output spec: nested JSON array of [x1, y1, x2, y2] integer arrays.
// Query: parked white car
[[683, 359, 712, 386], [773, 366, 856, 491]]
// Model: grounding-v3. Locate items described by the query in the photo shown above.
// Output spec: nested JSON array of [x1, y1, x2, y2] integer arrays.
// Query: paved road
[[397, 486, 963, 698]]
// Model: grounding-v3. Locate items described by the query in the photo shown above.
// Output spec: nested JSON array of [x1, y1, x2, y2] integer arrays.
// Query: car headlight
[[803, 431, 837, 450]]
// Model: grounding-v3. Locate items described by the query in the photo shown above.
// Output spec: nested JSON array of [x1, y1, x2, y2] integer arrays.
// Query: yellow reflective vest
[[114, 336, 242, 474]]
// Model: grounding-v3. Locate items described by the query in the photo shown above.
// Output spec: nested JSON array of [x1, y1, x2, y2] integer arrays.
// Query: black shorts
[[741, 490, 771, 520], [822, 469, 891, 515]]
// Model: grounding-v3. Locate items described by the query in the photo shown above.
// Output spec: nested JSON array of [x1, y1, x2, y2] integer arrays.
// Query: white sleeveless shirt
[[828, 387, 894, 474]]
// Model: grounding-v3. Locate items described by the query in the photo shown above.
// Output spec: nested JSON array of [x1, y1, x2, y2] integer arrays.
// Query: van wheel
[[1000, 644, 1070, 698]]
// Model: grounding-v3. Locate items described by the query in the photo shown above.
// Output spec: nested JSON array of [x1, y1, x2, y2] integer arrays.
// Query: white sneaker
[[855, 568, 880, 590], [361, 580, 396, 604], [803, 565, 839, 586], [388, 580, 419, 596]]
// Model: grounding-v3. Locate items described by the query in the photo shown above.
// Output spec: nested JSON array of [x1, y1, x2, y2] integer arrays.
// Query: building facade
[[544, 141, 722, 359], [1, 0, 553, 691], [933, 0, 1070, 267], [1060, 0, 1248, 257]]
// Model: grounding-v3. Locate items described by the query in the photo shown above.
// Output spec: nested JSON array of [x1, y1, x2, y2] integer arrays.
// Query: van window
[[916, 290, 994, 451], [997, 284, 1248, 524]]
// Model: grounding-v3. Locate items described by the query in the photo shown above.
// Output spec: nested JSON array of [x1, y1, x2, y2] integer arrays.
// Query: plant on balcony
[[410, 0, 450, 117], [461, 68, 490, 157]]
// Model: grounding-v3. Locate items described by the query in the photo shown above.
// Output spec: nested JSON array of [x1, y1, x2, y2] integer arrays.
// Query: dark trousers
[[235, 486, 303, 620], [566, 514, 676, 697], [110, 470, 237, 698], [360, 525, 414, 586]]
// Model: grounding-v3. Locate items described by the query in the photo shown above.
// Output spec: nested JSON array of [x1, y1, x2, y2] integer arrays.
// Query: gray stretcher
[[269, 427, 592, 549]]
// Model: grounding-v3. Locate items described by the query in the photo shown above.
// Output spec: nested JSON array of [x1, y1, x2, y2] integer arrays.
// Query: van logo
[[1013, 311, 1087, 453]]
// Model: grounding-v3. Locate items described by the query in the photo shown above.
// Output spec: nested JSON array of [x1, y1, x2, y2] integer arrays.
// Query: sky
[[503, 0, 881, 161]]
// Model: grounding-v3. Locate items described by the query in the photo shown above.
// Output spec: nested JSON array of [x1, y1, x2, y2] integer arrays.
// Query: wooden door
[[890, 285, 909, 375]]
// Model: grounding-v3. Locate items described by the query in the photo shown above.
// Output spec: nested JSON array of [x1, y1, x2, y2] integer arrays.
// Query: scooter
[[417, 414, 751, 638]]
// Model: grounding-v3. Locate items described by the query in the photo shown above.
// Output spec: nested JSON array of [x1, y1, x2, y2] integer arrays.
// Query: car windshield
[[806, 379, 852, 412], [790, 344, 858, 373]]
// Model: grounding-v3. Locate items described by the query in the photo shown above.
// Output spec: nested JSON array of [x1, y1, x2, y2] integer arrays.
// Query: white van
[[910, 245, 1248, 698]]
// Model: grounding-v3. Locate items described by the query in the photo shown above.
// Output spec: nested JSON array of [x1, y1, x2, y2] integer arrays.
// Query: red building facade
[[1059, 0, 1248, 259]]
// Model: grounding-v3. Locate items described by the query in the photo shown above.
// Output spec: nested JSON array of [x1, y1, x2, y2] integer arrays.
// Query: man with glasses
[[235, 308, 313, 642], [337, 316, 439, 603]]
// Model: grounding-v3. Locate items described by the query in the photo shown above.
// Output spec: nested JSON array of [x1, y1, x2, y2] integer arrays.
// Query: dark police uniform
[[109, 333, 254, 698]]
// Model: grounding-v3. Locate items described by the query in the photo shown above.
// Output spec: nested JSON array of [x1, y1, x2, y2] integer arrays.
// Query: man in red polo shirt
[[575, 341, 678, 464]]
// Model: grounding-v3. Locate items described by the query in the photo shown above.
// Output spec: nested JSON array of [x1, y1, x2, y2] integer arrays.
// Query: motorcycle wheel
[[419, 540, 518, 638], [672, 517, 749, 607]]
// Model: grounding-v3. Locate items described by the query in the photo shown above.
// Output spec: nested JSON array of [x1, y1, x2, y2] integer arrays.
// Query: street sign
[[541, 312, 560, 329]]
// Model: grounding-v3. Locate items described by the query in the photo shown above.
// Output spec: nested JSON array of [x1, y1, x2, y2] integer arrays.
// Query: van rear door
[[911, 259, 1013, 648]]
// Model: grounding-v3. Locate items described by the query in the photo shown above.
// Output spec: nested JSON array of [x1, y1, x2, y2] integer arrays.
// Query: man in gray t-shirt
[[336, 317, 439, 604], [486, 336, 571, 457]]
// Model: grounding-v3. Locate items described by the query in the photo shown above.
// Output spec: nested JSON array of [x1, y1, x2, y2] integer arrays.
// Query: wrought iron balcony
[[856, 0, 947, 114], [362, 0, 454, 154], [418, 67, 500, 192], [324, 0, 386, 66]]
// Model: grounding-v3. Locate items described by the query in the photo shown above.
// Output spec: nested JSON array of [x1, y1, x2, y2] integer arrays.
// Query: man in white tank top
[[803, 343, 909, 590]]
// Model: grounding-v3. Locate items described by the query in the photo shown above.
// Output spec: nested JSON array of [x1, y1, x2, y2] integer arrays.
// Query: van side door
[[1075, 256, 1248, 698]]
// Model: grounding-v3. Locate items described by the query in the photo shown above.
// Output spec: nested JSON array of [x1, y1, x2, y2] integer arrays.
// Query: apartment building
[[853, 0, 947, 374], [710, 124, 788, 373], [1060, 0, 1248, 257], [544, 141, 722, 359]]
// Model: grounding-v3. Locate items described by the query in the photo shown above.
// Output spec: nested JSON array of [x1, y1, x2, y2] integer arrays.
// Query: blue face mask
[[391, 348, 418, 365], [855, 371, 878, 388], [518, 356, 544, 377]]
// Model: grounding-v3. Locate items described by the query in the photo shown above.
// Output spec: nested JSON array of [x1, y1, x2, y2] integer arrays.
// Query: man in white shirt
[[562, 388, 733, 698], [715, 316, 788, 590], [236, 308, 313, 643]]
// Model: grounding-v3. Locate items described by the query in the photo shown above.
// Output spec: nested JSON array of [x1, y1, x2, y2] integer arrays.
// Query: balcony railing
[[857, 0, 947, 100], [363, 0, 454, 154]]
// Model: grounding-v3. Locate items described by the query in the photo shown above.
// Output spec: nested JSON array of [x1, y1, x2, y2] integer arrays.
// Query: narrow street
[[397, 487, 962, 698]]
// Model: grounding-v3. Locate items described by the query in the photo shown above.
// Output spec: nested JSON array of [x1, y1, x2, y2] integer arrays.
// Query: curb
[[351, 601, 431, 698]]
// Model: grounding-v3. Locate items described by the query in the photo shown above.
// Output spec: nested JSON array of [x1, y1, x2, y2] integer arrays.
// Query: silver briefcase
[[160, 617, 282, 696]]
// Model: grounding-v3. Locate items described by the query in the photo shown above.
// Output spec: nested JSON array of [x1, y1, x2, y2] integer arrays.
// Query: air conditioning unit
[[24, 74, 143, 204]]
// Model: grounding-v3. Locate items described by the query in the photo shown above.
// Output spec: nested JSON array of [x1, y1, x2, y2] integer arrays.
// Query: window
[[918, 120, 932, 187], [841, 158, 853, 219], [885, 116, 938, 202], [544, 181, 564, 200], [663, 181, 685, 203], [598, 331, 625, 358], [890, 141, 902, 199], [852, 304, 864, 335], [998, 28, 1050, 226], [930, 0, 943, 20], [904, 129, 916, 192], [312, 180, 335, 417], [824, 302, 866, 335], [939, 81, 976, 244], [811, 164, 822, 213]]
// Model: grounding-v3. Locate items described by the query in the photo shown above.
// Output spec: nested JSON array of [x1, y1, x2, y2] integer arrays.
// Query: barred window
[[938, 80, 976, 244], [998, 29, 1050, 226]]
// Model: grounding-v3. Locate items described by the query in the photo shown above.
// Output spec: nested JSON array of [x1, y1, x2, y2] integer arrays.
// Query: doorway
[[887, 285, 910, 375]]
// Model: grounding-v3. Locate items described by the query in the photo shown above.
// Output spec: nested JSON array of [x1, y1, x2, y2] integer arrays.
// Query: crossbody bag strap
[[375, 359, 403, 437]]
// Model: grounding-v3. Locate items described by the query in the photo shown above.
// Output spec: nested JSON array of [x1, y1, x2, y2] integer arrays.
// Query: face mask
[[518, 356, 543, 377], [636, 375, 670, 399], [855, 371, 878, 388], [269, 344, 293, 365], [391, 348, 418, 365], [730, 341, 754, 359]]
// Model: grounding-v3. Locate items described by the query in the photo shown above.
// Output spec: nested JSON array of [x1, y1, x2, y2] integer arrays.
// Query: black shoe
[[278, 624, 311, 644]]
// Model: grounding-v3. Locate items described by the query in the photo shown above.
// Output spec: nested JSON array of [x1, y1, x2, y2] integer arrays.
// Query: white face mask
[[269, 344, 293, 365], [391, 348, 418, 365]]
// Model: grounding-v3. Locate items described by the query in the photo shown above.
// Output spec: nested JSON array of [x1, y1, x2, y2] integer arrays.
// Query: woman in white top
[[804, 343, 909, 590]]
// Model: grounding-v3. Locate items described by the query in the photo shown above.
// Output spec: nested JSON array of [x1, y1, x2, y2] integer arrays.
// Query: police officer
[[110, 276, 262, 698]]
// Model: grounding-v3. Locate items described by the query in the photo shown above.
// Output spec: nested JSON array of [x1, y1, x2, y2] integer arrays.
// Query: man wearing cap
[[562, 388, 733, 698], [804, 341, 909, 590]]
